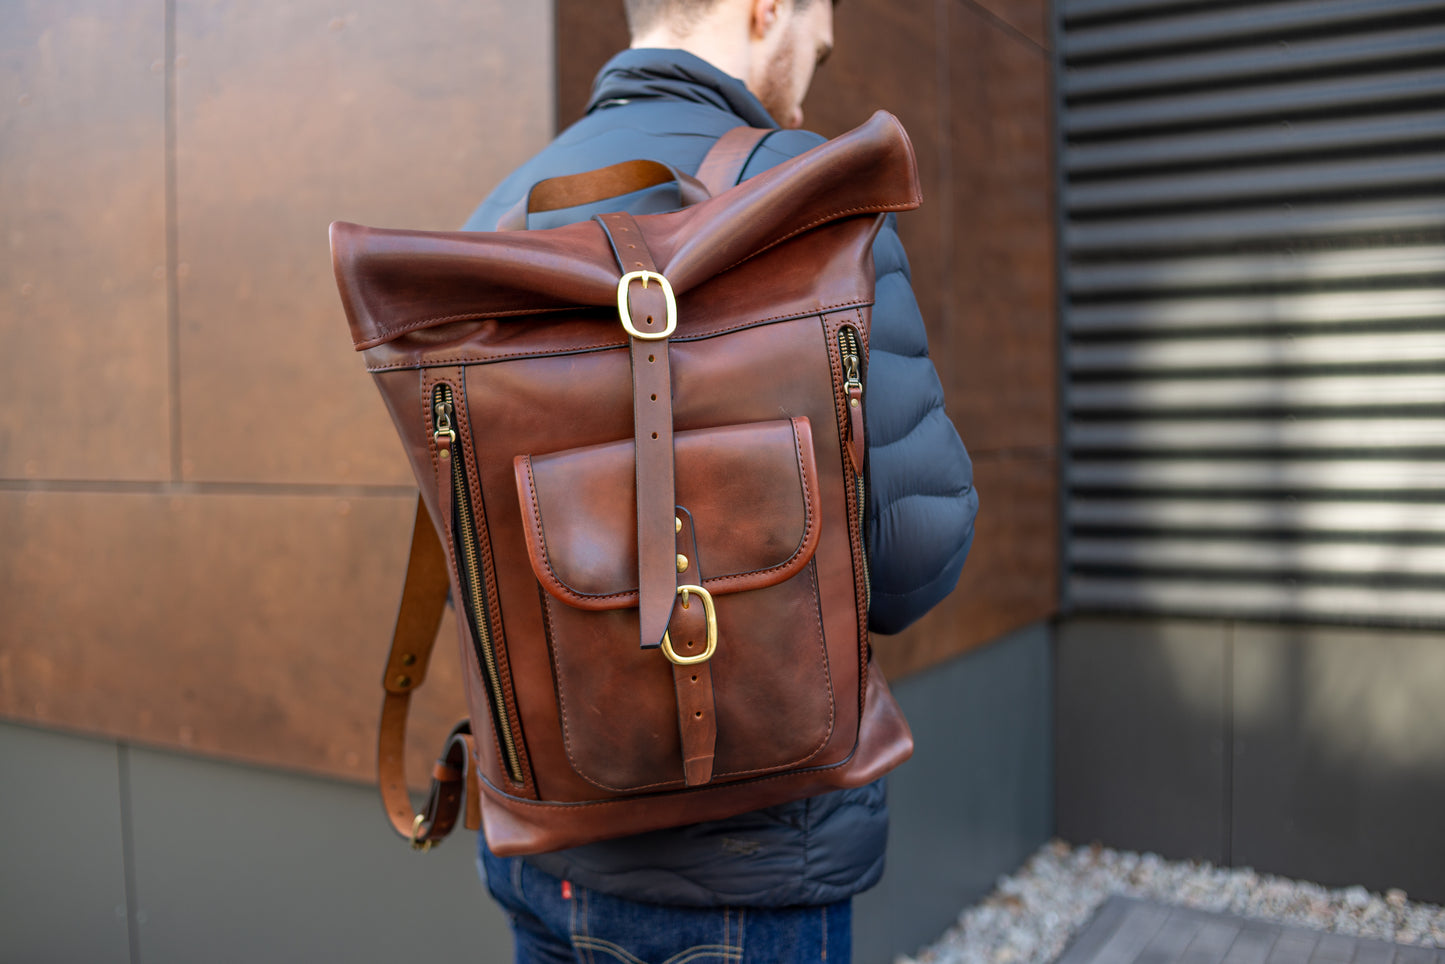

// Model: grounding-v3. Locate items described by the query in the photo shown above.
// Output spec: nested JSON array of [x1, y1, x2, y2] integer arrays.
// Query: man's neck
[[630, 22, 752, 85]]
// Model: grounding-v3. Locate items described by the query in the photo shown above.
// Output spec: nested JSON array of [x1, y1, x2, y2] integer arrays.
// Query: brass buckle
[[616, 270, 677, 340], [409, 813, 435, 853], [662, 584, 717, 665]]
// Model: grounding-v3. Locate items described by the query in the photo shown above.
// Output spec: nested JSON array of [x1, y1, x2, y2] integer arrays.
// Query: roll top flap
[[515, 418, 821, 610], [332, 111, 920, 350]]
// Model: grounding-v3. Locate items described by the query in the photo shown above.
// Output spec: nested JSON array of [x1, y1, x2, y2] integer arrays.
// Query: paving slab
[[1058, 898, 1445, 964]]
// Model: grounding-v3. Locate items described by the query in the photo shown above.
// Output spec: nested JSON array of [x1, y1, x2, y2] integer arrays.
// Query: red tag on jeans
[[561, 881, 573, 900]]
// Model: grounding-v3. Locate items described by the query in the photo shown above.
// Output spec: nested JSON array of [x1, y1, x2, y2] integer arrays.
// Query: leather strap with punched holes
[[377, 496, 475, 850], [671, 507, 717, 785], [594, 210, 679, 652]]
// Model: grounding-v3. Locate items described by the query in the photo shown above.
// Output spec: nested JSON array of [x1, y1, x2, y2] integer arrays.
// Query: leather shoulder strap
[[694, 126, 771, 196], [377, 496, 475, 849]]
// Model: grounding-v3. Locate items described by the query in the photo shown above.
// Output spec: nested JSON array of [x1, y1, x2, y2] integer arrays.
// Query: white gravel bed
[[900, 840, 1445, 964]]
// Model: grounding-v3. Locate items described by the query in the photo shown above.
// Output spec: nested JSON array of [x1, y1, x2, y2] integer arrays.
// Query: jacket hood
[[586, 48, 781, 130]]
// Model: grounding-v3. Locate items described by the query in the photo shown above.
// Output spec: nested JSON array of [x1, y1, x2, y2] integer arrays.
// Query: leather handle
[[496, 127, 770, 231], [498, 159, 710, 231]]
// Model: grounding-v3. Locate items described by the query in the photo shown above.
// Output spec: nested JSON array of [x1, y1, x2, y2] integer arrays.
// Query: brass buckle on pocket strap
[[661, 584, 717, 665], [617, 270, 677, 340]]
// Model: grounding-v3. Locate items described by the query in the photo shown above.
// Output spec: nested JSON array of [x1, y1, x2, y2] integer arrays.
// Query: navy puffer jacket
[[464, 49, 977, 908]]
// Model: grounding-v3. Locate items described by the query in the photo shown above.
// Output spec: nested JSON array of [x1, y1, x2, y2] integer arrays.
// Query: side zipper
[[433, 383, 525, 786], [839, 325, 871, 609]]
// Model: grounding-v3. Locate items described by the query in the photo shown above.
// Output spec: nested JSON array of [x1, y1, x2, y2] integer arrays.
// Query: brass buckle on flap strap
[[662, 584, 717, 665], [617, 270, 677, 340]]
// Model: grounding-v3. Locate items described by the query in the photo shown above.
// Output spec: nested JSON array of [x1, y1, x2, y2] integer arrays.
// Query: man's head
[[627, 0, 834, 130]]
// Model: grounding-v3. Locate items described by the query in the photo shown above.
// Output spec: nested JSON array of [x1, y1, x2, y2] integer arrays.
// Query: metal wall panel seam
[[1053, 0, 1078, 617]]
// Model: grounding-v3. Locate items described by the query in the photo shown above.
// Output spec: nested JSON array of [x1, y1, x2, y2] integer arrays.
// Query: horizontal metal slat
[[1063, 1, 1445, 63], [1068, 197, 1445, 253], [1070, 497, 1445, 532], [1065, 109, 1445, 176], [1067, 154, 1445, 214], [1064, 23, 1445, 96], [1065, 66, 1445, 136], [1069, 576, 1445, 622], [1069, 246, 1445, 294], [1069, 331, 1445, 372], [1069, 289, 1445, 334], [1071, 537, 1445, 576], [1069, 458, 1445, 491], [1070, 417, 1445, 451], [1061, 0, 1223, 23], [1070, 373, 1445, 411]]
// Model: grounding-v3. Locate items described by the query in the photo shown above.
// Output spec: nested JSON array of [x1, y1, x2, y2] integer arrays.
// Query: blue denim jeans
[[480, 841, 852, 963]]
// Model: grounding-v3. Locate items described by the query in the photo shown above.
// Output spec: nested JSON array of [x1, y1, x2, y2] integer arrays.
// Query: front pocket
[[515, 418, 835, 793]]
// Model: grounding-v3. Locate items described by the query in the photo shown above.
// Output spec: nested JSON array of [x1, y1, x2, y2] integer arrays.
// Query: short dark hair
[[624, 0, 823, 37]]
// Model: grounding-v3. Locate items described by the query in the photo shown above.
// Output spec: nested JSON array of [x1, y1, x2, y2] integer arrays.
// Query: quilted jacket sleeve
[[864, 216, 978, 634], [746, 132, 978, 634]]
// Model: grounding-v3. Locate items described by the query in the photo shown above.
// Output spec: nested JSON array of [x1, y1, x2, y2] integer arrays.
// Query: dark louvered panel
[[1057, 0, 1445, 625]]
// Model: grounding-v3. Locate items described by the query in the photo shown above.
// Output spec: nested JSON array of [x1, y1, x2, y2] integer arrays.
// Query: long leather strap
[[671, 507, 717, 785], [375, 127, 774, 847], [594, 210, 679, 651], [377, 496, 473, 848]]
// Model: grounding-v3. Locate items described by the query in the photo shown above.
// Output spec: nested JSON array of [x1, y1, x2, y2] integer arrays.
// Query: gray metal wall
[[0, 622, 1053, 964], [1056, 616, 1445, 903], [0, 721, 511, 964], [1056, 0, 1445, 624]]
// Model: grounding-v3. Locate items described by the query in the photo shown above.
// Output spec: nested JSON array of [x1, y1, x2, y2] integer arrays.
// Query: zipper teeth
[[839, 326, 870, 609], [857, 474, 871, 609], [437, 384, 524, 785]]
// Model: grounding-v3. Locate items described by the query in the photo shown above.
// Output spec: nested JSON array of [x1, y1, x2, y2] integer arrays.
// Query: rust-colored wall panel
[[946, 4, 1056, 456], [0, 2, 169, 482], [806, 0, 949, 347], [0, 491, 465, 787], [966, 0, 1051, 52], [555, 0, 629, 129], [174, 0, 552, 485], [874, 453, 1058, 679]]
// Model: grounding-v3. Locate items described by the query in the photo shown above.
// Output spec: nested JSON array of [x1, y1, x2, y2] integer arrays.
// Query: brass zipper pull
[[433, 392, 456, 458], [839, 327, 865, 475]]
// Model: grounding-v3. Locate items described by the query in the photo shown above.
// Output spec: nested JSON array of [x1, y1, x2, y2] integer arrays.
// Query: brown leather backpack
[[330, 111, 918, 856]]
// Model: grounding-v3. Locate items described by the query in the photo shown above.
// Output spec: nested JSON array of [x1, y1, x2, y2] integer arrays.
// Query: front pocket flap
[[515, 417, 820, 611]]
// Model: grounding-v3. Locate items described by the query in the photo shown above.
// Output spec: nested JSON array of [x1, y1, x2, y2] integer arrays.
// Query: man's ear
[[750, 0, 781, 41]]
